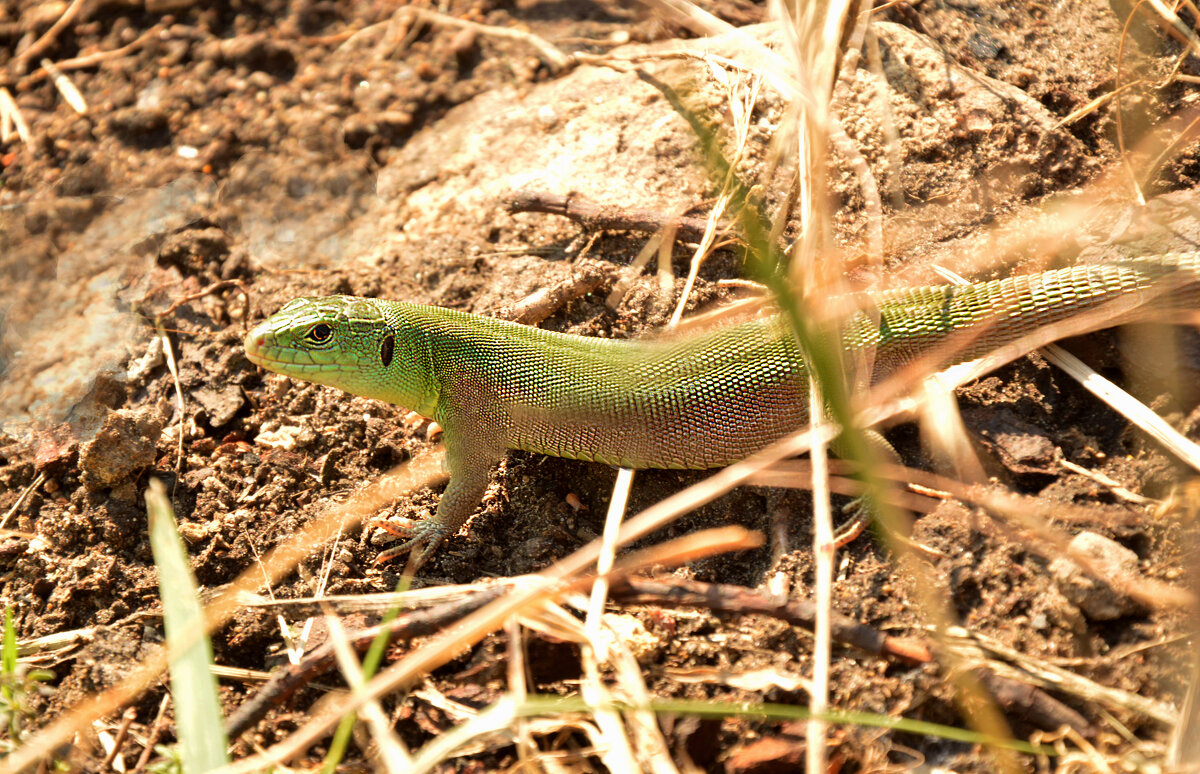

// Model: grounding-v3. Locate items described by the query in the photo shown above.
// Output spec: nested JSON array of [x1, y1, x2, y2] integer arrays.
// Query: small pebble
[[536, 104, 558, 128]]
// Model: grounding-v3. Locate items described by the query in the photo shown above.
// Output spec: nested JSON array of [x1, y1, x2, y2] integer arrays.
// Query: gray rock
[[1050, 531, 1146, 621]]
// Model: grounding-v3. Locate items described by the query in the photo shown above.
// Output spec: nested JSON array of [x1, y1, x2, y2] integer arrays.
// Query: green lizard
[[244, 253, 1200, 565]]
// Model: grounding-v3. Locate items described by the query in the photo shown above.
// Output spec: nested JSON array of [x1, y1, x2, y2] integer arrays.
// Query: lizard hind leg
[[829, 428, 905, 547]]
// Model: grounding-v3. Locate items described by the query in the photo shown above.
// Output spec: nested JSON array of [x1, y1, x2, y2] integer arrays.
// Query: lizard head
[[245, 296, 435, 414]]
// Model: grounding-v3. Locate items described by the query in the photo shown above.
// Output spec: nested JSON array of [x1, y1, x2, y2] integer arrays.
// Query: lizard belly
[[506, 370, 809, 470]]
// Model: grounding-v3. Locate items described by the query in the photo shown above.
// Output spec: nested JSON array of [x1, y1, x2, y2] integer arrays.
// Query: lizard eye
[[306, 323, 333, 344]]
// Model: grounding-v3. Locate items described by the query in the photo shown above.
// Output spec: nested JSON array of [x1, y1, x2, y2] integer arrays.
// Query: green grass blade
[[408, 694, 1053, 770], [2, 608, 15, 678], [3, 606, 18, 739], [145, 478, 230, 772]]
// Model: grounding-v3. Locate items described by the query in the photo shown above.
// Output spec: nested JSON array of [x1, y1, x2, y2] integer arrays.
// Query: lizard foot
[[833, 498, 872, 549], [370, 516, 450, 570]]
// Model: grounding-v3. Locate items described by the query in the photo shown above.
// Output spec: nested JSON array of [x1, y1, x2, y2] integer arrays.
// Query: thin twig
[[0, 471, 44, 530], [504, 190, 719, 242], [4, 23, 168, 88], [11, 0, 90, 70], [130, 694, 170, 774], [492, 260, 613, 325], [403, 7, 572, 71], [155, 279, 251, 334], [611, 577, 930, 662], [100, 707, 138, 772]]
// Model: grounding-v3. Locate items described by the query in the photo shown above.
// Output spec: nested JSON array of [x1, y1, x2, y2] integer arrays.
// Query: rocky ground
[[1, 0, 1199, 770]]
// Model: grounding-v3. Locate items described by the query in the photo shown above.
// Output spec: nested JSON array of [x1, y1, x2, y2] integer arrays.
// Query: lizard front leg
[[374, 397, 508, 569]]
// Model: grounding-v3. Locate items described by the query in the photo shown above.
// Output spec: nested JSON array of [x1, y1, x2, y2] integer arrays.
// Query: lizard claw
[[371, 516, 450, 570], [370, 515, 419, 538], [833, 497, 872, 548], [373, 537, 424, 566]]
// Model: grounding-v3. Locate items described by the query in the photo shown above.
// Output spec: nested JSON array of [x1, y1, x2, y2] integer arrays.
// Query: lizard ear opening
[[380, 334, 395, 367]]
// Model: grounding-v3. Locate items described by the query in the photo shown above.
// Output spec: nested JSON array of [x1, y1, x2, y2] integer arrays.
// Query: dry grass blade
[[402, 697, 603, 772], [917, 373, 986, 484], [322, 610, 412, 771], [607, 232, 666, 308], [580, 465, 640, 774], [0, 88, 30, 145], [946, 627, 1178, 726], [1045, 342, 1200, 471], [235, 577, 519, 617], [585, 467, 636, 654], [579, 635, 640, 772], [12, 626, 92, 663], [1054, 82, 1140, 129], [665, 666, 810, 692], [807, 377, 834, 772], [40, 59, 86, 114], [609, 526, 764, 573], [503, 615, 535, 768], [208, 665, 271, 682], [154, 320, 186, 479], [1057, 458, 1153, 505], [1169, 637, 1200, 766]]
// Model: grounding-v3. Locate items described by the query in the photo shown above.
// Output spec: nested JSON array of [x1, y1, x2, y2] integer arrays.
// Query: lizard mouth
[[243, 324, 304, 369], [243, 324, 355, 374], [243, 324, 272, 365]]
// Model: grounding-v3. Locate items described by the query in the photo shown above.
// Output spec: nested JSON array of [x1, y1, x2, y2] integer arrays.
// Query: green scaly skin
[[244, 253, 1200, 563]]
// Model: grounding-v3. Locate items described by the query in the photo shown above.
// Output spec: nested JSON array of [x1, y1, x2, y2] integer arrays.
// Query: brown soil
[[1, 0, 1198, 771]]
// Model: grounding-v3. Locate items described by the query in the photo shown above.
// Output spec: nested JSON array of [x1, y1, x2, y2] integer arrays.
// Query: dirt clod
[[78, 408, 166, 490], [1050, 531, 1149, 621]]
